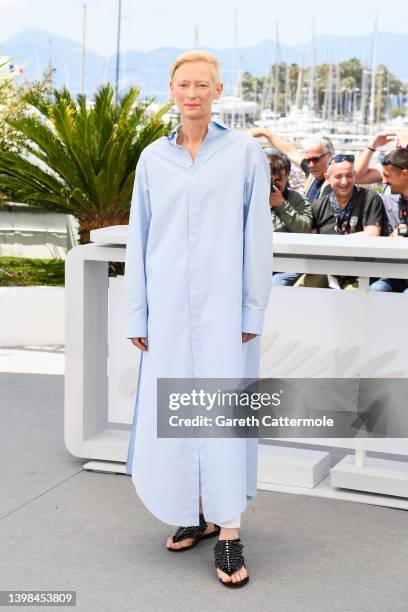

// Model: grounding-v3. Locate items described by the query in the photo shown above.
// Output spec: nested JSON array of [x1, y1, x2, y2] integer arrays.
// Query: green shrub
[[0, 257, 65, 286]]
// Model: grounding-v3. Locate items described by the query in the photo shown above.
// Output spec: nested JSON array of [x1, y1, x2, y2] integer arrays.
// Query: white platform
[[0, 286, 65, 346], [64, 227, 408, 509], [257, 444, 330, 488], [83, 460, 127, 474], [82, 450, 408, 511], [331, 454, 408, 498], [0, 346, 64, 375], [257, 473, 408, 510]]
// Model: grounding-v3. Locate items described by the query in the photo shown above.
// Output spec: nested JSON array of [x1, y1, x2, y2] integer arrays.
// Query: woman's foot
[[215, 528, 249, 586], [216, 564, 249, 585], [167, 522, 219, 550]]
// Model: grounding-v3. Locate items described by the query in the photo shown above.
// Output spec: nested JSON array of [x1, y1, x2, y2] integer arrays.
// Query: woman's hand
[[242, 333, 257, 343], [131, 337, 148, 351]]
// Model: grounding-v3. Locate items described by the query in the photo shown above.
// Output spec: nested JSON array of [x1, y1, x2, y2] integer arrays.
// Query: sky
[[0, 0, 407, 55]]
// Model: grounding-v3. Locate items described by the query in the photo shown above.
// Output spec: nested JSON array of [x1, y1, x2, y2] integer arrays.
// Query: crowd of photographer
[[249, 127, 408, 293]]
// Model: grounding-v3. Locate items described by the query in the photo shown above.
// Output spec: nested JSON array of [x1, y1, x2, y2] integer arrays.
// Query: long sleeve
[[124, 153, 151, 338], [242, 140, 273, 335], [274, 191, 313, 233]]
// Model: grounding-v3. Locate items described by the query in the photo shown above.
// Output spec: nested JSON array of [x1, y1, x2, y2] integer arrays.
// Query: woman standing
[[124, 50, 272, 587]]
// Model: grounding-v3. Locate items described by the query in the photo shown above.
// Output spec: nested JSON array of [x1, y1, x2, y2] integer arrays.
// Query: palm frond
[[0, 82, 172, 242]]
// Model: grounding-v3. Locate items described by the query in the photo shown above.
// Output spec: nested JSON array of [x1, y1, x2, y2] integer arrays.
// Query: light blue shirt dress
[[124, 120, 273, 526]]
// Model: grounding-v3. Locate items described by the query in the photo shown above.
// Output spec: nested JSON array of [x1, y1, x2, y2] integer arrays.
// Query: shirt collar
[[167, 119, 228, 141]]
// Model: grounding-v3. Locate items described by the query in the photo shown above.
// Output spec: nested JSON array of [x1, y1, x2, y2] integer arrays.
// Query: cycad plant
[[0, 84, 172, 243]]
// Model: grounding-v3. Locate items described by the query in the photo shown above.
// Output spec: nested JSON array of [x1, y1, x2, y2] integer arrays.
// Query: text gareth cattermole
[[168, 390, 282, 411]]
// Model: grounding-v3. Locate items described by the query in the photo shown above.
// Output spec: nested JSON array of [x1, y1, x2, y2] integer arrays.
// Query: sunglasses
[[304, 152, 330, 165], [381, 154, 407, 171], [327, 154, 355, 166]]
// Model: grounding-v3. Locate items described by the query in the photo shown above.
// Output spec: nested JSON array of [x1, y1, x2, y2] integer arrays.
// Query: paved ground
[[1, 370, 408, 612]]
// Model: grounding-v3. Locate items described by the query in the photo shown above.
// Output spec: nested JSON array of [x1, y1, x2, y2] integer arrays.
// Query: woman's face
[[170, 61, 223, 121]]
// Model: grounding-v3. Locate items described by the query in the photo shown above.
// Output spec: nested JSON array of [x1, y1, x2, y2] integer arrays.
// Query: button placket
[[186, 154, 201, 379], [185, 151, 202, 509]]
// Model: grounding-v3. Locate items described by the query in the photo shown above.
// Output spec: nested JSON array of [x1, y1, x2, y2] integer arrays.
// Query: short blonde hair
[[170, 50, 222, 83]]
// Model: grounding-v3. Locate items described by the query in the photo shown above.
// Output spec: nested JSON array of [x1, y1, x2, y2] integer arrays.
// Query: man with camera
[[267, 153, 313, 286], [369, 147, 408, 293]]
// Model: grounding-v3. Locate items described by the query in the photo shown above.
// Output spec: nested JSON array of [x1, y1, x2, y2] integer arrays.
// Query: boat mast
[[368, 13, 378, 128], [233, 8, 241, 97], [273, 20, 280, 123], [385, 71, 390, 124], [284, 62, 290, 116], [307, 15, 315, 113], [321, 49, 329, 121], [262, 66, 273, 113], [231, 8, 237, 127], [115, 0, 123, 104], [327, 60, 333, 123], [80, 3, 87, 94], [294, 57, 303, 110], [352, 86, 358, 124], [360, 65, 369, 125], [376, 66, 384, 124], [334, 62, 340, 122]]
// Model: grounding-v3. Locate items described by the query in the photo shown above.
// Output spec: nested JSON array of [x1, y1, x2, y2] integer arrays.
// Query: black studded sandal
[[214, 538, 249, 588], [167, 512, 220, 552]]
